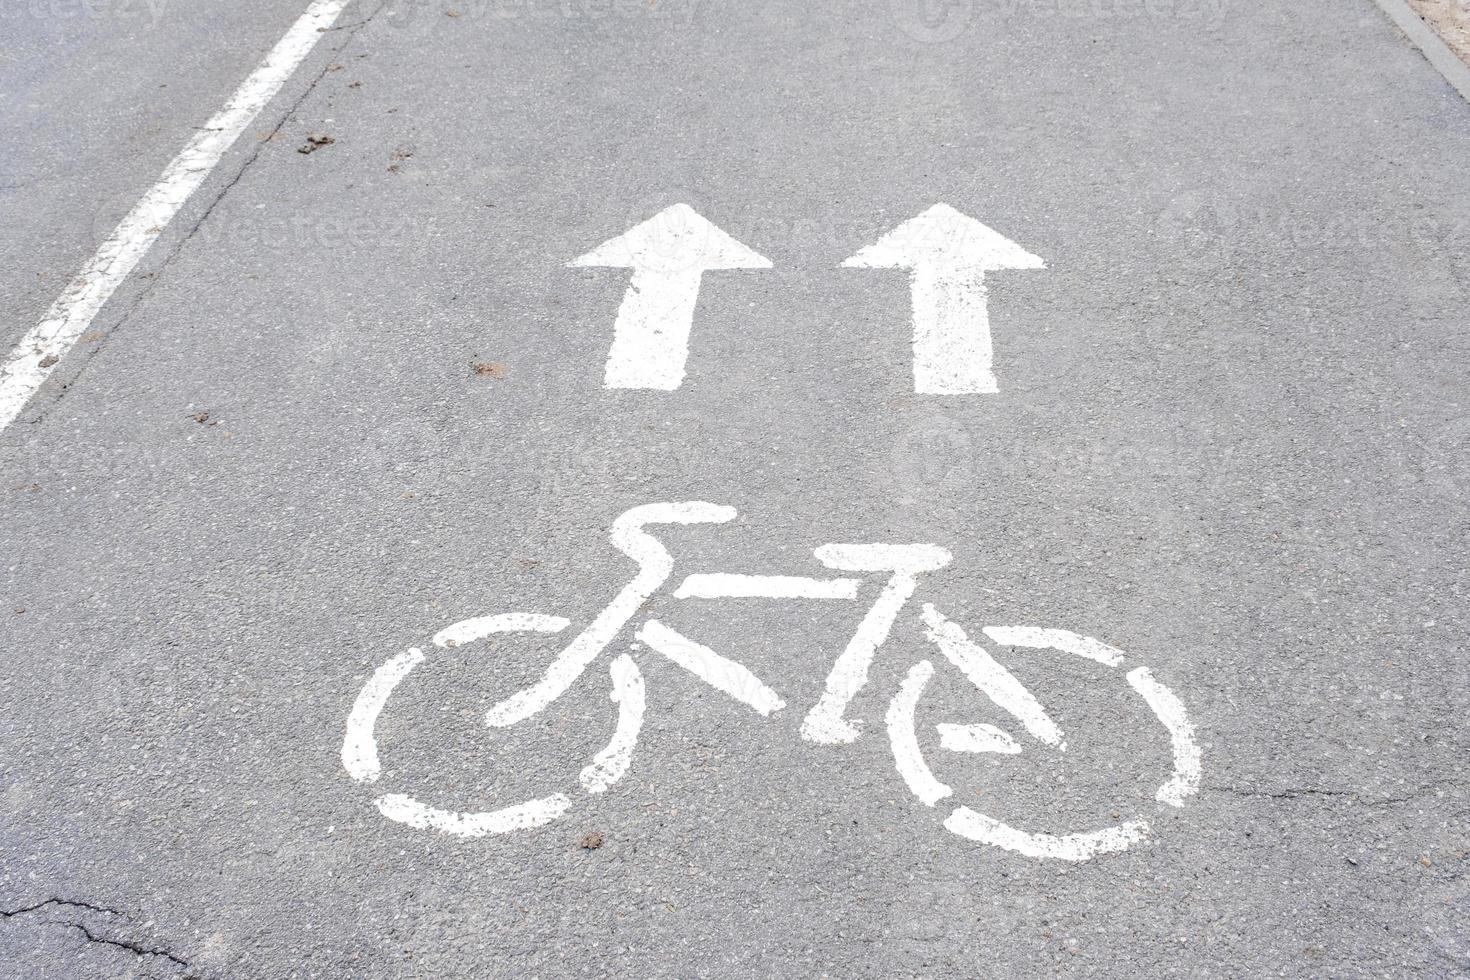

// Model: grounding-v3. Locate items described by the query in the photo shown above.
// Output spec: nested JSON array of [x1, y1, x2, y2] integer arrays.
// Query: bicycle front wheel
[[886, 605, 1201, 861]]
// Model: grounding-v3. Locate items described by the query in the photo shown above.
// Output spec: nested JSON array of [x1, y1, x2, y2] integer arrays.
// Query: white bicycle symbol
[[342, 502, 1201, 861]]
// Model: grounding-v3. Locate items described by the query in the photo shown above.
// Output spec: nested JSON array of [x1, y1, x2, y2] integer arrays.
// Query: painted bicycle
[[342, 502, 1201, 861]]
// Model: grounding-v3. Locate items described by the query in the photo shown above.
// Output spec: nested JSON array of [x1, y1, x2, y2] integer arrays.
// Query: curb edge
[[1371, 0, 1470, 104]]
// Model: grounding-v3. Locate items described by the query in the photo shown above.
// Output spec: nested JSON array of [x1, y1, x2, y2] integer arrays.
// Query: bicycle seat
[[813, 543, 953, 574]]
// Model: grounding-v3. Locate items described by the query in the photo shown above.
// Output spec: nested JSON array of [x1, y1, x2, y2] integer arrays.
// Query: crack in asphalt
[[1, 897, 196, 974], [62, 920, 192, 971], [1208, 785, 1415, 805], [0, 897, 124, 919]]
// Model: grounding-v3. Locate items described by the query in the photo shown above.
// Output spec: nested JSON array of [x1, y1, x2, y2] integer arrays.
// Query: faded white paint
[[342, 647, 423, 783], [342, 502, 1203, 860], [886, 660, 953, 806], [0, 0, 353, 434], [945, 807, 1151, 862], [921, 605, 1065, 749], [375, 792, 571, 837], [983, 626, 1125, 667], [579, 654, 646, 793], [800, 567, 915, 744], [842, 203, 1044, 395], [570, 204, 771, 390], [434, 613, 569, 649], [638, 620, 786, 716], [1127, 666, 1202, 807], [485, 501, 736, 728], [801, 543, 953, 744], [937, 722, 1022, 755], [344, 635, 649, 837], [673, 573, 860, 601]]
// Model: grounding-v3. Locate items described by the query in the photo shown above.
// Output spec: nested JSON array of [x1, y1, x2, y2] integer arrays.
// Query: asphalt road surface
[[2, 0, 1468, 976]]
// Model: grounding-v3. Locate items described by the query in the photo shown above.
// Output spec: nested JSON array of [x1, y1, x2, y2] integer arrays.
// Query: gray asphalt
[[2, 0, 1468, 976]]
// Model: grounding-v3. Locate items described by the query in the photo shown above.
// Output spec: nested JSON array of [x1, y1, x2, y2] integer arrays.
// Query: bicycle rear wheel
[[342, 613, 645, 837]]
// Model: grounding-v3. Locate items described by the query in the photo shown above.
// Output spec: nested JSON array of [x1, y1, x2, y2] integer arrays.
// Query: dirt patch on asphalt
[[1406, 0, 1470, 67], [471, 360, 507, 378]]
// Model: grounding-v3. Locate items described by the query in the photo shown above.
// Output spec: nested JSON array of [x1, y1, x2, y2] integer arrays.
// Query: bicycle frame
[[480, 501, 954, 745]]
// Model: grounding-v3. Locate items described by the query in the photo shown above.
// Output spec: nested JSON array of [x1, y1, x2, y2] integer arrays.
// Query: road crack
[[1, 897, 124, 919], [2, 897, 197, 975], [1208, 785, 1414, 805]]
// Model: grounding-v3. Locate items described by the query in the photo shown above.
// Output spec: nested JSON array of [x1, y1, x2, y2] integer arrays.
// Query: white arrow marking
[[570, 203, 771, 390], [842, 203, 1045, 395]]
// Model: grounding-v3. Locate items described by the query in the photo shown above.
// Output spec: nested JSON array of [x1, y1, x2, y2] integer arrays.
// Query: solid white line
[[0, 0, 354, 434], [637, 620, 786, 716], [673, 573, 860, 601]]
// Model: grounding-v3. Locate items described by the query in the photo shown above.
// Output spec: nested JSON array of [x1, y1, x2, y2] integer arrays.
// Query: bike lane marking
[[673, 573, 860, 600], [0, 0, 353, 435], [937, 723, 1023, 755], [982, 626, 1125, 667], [1126, 667, 1203, 807], [943, 808, 1151, 863], [578, 655, 647, 794], [570, 204, 771, 391], [636, 620, 787, 717], [341, 504, 1204, 858], [920, 605, 1066, 750], [886, 660, 954, 807], [841, 203, 1045, 395]]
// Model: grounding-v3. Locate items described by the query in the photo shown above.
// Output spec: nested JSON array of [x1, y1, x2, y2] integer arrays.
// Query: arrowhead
[[841, 203, 1045, 272], [570, 203, 772, 273]]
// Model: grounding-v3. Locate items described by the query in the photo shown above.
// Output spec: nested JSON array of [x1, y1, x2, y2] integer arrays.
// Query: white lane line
[[0, 0, 354, 434], [673, 573, 861, 601]]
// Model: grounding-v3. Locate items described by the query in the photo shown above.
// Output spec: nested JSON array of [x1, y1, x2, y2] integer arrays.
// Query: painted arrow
[[842, 203, 1045, 395], [570, 203, 771, 390]]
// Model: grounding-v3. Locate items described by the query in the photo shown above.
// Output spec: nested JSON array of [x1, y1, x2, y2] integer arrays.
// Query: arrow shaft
[[909, 266, 995, 395], [603, 268, 705, 390]]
